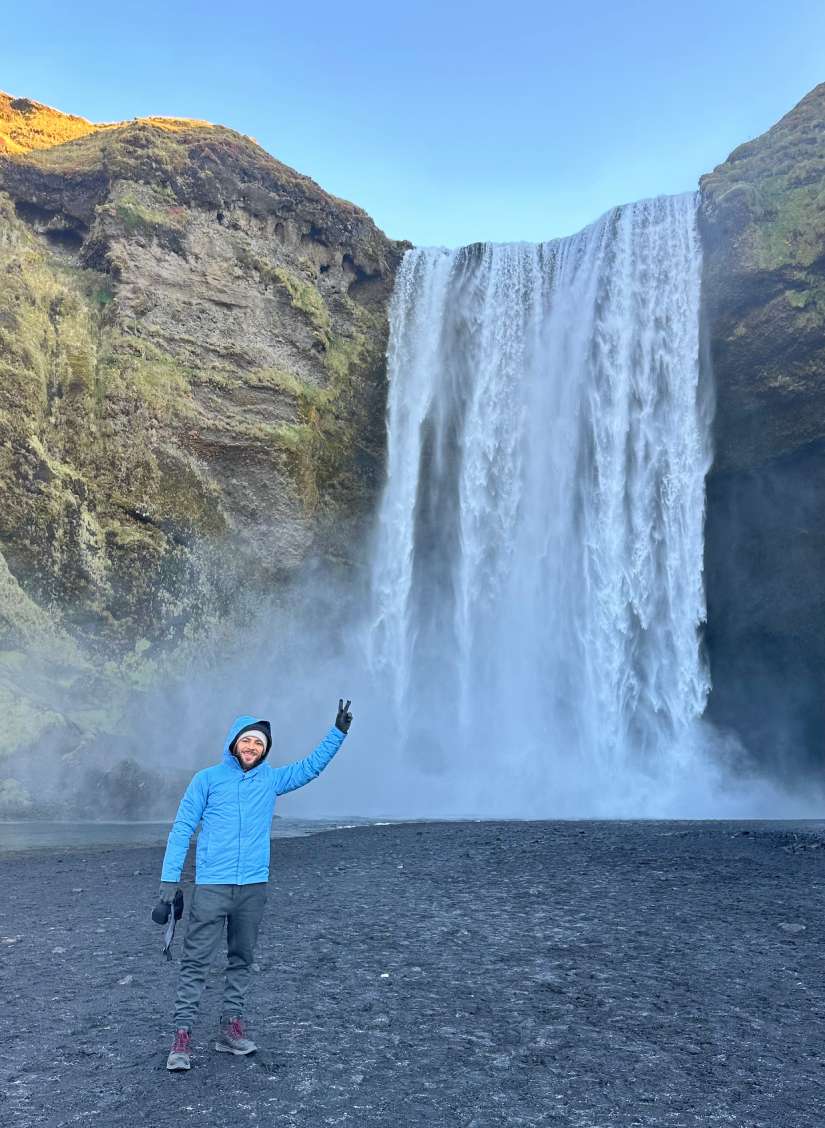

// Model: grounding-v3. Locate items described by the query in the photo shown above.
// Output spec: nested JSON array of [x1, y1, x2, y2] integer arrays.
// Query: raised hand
[[335, 698, 353, 734]]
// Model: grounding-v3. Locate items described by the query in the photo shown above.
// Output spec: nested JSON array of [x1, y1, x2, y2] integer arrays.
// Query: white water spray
[[367, 194, 714, 815]]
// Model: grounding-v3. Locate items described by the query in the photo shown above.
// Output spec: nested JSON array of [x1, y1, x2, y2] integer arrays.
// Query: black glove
[[335, 698, 353, 733], [152, 889, 185, 947], [158, 881, 180, 903]]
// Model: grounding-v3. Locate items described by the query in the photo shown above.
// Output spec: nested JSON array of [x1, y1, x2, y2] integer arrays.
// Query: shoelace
[[172, 1030, 191, 1053], [228, 1019, 244, 1040]]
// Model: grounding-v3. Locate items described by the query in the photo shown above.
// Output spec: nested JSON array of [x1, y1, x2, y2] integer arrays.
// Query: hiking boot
[[166, 1027, 192, 1071], [215, 1015, 257, 1055]]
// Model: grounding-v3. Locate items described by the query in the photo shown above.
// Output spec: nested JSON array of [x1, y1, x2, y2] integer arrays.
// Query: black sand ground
[[2, 820, 825, 1128]]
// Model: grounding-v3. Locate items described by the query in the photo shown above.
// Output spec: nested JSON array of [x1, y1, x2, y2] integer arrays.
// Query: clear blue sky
[[3, 1, 824, 247]]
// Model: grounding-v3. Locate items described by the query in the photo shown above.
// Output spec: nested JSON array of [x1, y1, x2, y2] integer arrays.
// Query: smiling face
[[234, 732, 267, 771]]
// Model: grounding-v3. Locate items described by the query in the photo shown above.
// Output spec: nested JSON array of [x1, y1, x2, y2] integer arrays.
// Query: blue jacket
[[161, 715, 346, 885]]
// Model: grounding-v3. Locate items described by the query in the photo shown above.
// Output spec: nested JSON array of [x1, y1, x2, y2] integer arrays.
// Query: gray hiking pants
[[174, 882, 267, 1030]]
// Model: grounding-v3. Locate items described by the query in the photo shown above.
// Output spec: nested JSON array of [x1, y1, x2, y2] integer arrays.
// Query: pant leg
[[222, 882, 268, 1018], [174, 884, 233, 1030]]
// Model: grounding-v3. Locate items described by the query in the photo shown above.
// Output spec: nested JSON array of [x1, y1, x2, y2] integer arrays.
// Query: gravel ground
[[2, 820, 825, 1128]]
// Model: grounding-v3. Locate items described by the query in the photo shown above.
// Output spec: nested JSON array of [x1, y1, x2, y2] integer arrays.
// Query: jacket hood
[[222, 715, 272, 770]]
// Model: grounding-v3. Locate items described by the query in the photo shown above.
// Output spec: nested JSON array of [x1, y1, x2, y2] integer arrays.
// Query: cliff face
[[700, 84, 825, 773], [0, 94, 407, 799]]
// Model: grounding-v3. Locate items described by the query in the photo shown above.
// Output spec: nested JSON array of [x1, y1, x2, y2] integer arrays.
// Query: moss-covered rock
[[0, 91, 409, 773], [700, 83, 825, 473]]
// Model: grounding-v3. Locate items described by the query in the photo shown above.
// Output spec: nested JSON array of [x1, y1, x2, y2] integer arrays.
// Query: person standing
[[159, 699, 353, 1071]]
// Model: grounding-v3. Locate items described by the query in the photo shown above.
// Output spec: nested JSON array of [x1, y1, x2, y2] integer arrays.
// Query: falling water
[[367, 194, 713, 815]]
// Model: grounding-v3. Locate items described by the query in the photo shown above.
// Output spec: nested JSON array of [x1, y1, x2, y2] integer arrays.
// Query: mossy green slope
[[700, 82, 825, 472]]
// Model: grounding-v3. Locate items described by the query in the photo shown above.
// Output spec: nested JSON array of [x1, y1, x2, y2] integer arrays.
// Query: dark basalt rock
[[700, 84, 825, 777]]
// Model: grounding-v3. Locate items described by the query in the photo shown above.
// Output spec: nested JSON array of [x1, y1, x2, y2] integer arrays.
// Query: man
[[159, 699, 353, 1072]]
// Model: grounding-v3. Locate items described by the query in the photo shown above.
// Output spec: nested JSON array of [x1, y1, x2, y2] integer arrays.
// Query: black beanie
[[230, 720, 272, 761]]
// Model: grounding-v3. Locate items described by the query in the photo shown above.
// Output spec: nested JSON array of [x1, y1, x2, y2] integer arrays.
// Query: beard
[[235, 750, 264, 771]]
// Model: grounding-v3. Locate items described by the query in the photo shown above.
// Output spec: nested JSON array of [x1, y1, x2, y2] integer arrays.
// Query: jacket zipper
[[236, 777, 242, 883]]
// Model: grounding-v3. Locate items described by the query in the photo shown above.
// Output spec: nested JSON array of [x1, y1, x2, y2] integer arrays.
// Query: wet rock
[[701, 83, 825, 778]]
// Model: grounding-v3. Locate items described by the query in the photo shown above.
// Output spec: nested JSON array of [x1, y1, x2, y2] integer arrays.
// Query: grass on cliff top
[[4, 107, 369, 223], [0, 91, 101, 154], [0, 90, 217, 158], [701, 82, 825, 271], [17, 120, 210, 176]]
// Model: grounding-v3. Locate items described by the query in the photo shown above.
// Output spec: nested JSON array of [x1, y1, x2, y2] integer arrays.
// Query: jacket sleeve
[[160, 770, 209, 881], [271, 725, 346, 796]]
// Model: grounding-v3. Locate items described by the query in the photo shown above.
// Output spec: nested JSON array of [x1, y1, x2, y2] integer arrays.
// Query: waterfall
[[367, 193, 712, 815]]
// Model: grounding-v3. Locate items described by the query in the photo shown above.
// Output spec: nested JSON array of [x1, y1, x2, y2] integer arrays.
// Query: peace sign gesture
[[335, 698, 353, 734]]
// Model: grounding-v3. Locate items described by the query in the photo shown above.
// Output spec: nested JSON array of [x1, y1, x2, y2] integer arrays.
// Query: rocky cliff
[[0, 93, 407, 806], [700, 83, 825, 775]]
